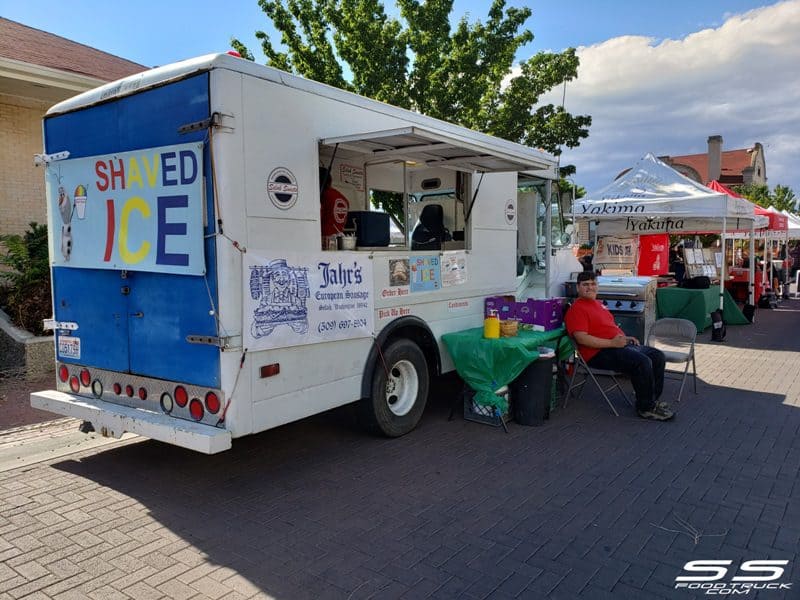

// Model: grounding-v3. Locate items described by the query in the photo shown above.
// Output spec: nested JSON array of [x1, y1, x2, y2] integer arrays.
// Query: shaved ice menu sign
[[46, 142, 205, 275]]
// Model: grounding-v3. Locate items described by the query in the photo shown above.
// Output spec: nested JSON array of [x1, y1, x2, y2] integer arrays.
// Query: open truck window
[[319, 132, 472, 252]]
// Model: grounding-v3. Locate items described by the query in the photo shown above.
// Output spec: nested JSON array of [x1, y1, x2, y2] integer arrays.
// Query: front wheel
[[359, 339, 429, 437]]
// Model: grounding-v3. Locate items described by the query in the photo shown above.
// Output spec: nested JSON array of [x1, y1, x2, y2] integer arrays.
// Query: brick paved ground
[[1, 300, 799, 599], [0, 370, 58, 430]]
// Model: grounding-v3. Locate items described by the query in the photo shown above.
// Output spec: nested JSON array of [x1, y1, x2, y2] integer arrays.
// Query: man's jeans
[[587, 345, 666, 411]]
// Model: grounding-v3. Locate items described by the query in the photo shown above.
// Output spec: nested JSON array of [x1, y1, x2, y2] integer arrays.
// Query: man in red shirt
[[320, 169, 349, 238], [565, 271, 673, 421]]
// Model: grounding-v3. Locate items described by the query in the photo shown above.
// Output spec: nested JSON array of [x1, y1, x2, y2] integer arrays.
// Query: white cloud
[[549, 0, 800, 196]]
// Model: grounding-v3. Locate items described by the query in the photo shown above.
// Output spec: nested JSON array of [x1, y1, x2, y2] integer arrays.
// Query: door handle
[[130, 312, 144, 318]]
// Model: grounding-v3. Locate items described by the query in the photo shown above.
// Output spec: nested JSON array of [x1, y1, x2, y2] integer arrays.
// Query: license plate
[[58, 335, 81, 359]]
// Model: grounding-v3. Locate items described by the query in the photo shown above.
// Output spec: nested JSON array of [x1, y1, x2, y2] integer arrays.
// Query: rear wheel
[[359, 339, 429, 437]]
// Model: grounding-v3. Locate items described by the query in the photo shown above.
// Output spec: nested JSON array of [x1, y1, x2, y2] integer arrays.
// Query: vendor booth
[[707, 181, 788, 300], [574, 154, 761, 318]]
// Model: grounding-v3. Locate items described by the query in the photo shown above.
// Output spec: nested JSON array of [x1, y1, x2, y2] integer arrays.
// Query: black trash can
[[510, 355, 554, 426]]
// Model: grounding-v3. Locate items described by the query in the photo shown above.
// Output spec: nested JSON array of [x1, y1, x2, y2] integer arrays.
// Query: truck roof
[[46, 53, 557, 177]]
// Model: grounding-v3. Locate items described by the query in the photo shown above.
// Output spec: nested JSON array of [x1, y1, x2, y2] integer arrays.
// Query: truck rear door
[[44, 73, 220, 389]]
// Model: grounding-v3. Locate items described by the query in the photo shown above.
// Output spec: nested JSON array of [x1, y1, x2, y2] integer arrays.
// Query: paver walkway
[[1, 300, 798, 599]]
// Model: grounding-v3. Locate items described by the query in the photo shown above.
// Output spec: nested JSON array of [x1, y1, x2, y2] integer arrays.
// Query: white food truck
[[31, 53, 577, 453]]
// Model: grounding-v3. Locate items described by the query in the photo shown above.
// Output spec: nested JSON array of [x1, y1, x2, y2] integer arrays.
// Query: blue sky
[[3, 0, 797, 195], [1, 0, 773, 66]]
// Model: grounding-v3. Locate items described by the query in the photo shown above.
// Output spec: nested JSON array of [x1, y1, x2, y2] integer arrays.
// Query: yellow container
[[483, 311, 500, 339]]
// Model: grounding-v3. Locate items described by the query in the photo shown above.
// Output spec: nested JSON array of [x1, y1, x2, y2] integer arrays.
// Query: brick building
[[659, 135, 767, 187], [0, 18, 146, 236]]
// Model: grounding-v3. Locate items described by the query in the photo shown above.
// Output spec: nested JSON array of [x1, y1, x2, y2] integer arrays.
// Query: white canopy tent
[[574, 153, 762, 309], [778, 209, 800, 239]]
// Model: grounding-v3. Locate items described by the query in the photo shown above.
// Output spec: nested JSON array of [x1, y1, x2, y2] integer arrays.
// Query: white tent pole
[[720, 217, 727, 311], [749, 220, 755, 306], [784, 228, 789, 297], [545, 179, 552, 296]]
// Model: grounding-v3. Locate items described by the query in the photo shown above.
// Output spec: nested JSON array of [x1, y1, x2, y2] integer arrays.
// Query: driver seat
[[411, 204, 451, 251]]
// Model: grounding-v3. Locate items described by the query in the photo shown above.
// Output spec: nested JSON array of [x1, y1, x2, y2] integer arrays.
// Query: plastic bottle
[[483, 309, 500, 339]]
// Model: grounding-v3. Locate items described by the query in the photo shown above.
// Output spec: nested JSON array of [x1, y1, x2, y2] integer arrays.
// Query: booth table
[[441, 326, 572, 411], [725, 268, 763, 305], [656, 287, 749, 332]]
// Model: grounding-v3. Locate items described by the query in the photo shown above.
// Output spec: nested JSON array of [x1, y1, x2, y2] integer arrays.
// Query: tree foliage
[[0, 223, 51, 335], [232, 0, 591, 155], [732, 183, 798, 214]]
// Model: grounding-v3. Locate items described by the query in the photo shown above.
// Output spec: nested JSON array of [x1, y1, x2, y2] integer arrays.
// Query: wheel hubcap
[[385, 359, 418, 416]]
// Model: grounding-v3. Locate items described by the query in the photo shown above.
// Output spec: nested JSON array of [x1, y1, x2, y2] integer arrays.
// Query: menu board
[[683, 247, 718, 279]]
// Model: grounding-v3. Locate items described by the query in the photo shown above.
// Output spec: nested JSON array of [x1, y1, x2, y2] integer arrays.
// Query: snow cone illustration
[[73, 184, 87, 219]]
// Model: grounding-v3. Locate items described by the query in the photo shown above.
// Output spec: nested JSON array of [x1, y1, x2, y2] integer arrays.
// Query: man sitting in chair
[[565, 271, 674, 421]]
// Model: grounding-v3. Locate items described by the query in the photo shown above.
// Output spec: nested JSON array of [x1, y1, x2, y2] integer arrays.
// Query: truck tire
[[359, 338, 429, 437]]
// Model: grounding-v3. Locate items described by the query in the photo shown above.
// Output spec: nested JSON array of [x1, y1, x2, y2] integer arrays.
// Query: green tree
[[733, 183, 798, 214], [772, 185, 797, 214], [232, 0, 591, 222], [0, 223, 51, 335]]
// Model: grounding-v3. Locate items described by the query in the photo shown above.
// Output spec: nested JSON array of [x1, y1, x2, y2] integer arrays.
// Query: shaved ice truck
[[31, 53, 575, 453]]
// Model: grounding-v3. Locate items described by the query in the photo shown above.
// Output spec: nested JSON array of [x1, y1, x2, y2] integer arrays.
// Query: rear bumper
[[31, 390, 232, 454]]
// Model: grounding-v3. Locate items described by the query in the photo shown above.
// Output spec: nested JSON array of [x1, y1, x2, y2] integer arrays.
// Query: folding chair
[[563, 336, 632, 416], [646, 317, 697, 402]]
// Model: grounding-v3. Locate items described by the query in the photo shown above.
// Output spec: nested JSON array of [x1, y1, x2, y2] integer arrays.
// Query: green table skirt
[[442, 326, 572, 410], [655, 287, 749, 332]]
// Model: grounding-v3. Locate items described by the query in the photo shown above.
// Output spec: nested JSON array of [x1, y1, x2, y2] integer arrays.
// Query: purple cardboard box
[[515, 299, 536, 325], [532, 298, 565, 331], [484, 295, 516, 320]]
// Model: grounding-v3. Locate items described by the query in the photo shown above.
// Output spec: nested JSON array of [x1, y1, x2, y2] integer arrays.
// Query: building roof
[[0, 17, 147, 81], [668, 148, 755, 184]]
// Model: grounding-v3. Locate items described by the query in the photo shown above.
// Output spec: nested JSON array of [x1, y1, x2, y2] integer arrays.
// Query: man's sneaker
[[638, 403, 674, 421]]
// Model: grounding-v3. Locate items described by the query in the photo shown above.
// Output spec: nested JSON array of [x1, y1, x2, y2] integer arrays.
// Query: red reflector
[[79, 369, 91, 387], [205, 392, 220, 414], [174, 386, 188, 407], [189, 398, 204, 421], [227, 50, 242, 58], [58, 365, 69, 382], [69, 376, 80, 393], [125, 385, 134, 397], [260, 363, 280, 378], [138, 387, 147, 401], [113, 383, 122, 395]]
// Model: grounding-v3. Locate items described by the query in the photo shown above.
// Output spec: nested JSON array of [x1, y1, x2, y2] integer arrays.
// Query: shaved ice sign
[[46, 142, 205, 275]]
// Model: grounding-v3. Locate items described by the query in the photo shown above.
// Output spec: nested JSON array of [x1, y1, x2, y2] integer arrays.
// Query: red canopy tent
[[707, 180, 789, 300], [707, 180, 787, 232]]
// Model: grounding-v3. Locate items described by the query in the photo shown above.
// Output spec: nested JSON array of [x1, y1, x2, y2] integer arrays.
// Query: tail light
[[91, 380, 103, 397], [79, 369, 91, 387], [69, 375, 80, 393], [205, 392, 221, 414], [189, 398, 204, 421], [160, 392, 173, 413], [125, 385, 134, 398], [138, 387, 148, 401], [113, 383, 122, 395], [58, 365, 69, 382], [174, 386, 188, 407]]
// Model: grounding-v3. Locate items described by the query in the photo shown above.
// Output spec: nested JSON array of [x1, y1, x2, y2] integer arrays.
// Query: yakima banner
[[575, 153, 757, 228], [46, 142, 206, 275], [244, 250, 374, 350]]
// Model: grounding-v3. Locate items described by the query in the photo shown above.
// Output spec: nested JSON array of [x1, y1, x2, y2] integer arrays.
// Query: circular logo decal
[[505, 200, 516, 224], [267, 167, 299, 210], [333, 198, 348, 225]]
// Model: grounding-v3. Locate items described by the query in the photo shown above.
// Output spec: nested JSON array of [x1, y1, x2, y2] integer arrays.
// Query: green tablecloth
[[655, 287, 749, 332], [441, 326, 572, 411]]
